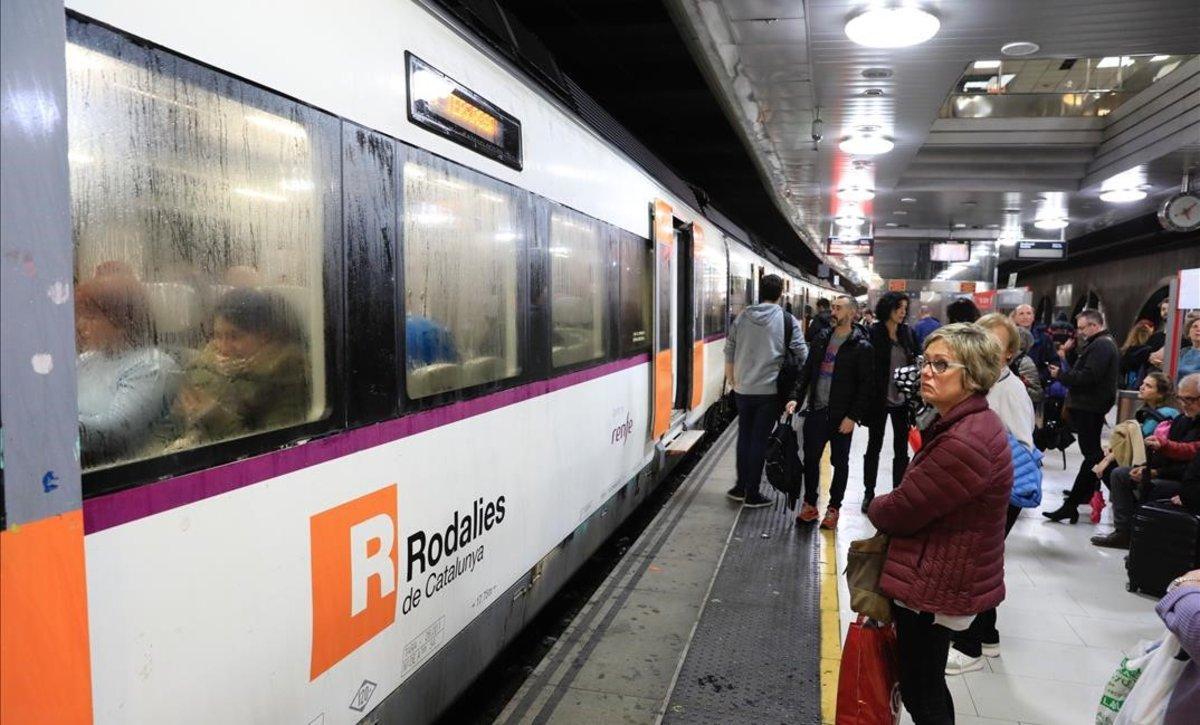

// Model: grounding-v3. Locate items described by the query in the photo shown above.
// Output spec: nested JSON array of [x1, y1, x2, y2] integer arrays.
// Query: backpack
[[777, 315, 801, 400], [1008, 432, 1043, 508], [765, 414, 803, 509]]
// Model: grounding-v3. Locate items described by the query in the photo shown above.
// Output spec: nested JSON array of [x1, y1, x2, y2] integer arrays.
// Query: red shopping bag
[[836, 616, 901, 725], [907, 427, 922, 454]]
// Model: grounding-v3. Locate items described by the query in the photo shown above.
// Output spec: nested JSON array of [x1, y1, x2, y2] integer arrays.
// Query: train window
[[701, 239, 728, 336], [549, 207, 610, 368], [401, 150, 525, 398], [65, 18, 338, 473], [618, 231, 652, 356]]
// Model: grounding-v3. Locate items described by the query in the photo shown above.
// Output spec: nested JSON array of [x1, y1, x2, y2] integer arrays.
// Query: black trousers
[[734, 393, 781, 495], [1065, 408, 1106, 507], [894, 606, 955, 725], [951, 505, 1021, 657], [802, 408, 853, 508], [863, 404, 909, 495]]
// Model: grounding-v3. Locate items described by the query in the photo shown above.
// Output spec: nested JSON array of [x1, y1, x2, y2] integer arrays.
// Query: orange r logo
[[309, 485, 398, 680]]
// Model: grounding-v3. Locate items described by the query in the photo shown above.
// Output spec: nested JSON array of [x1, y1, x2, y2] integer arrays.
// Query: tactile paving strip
[[662, 497, 821, 724]]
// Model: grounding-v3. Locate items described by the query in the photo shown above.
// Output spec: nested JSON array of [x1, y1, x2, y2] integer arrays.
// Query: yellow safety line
[[817, 450, 841, 725]]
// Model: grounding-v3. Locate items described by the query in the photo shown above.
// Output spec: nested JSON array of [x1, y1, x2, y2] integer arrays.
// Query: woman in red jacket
[[867, 323, 1013, 724]]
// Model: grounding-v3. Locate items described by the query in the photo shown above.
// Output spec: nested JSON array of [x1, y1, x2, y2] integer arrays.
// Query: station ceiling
[[495, 0, 823, 270], [498, 0, 1200, 286]]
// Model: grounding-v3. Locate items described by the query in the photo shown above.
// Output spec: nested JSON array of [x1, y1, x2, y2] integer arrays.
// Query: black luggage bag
[[1126, 500, 1200, 597], [765, 414, 803, 510]]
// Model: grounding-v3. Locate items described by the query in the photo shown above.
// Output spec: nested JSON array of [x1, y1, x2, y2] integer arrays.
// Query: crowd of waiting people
[[75, 262, 311, 468], [725, 275, 1199, 724]]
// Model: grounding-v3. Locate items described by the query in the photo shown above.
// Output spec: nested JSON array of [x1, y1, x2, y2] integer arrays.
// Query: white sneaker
[[981, 642, 1000, 658], [945, 649, 984, 675]]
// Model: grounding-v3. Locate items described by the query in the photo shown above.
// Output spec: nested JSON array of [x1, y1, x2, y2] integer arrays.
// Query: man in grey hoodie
[[724, 274, 808, 507]]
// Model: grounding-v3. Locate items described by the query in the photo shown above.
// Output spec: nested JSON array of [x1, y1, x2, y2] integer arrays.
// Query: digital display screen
[[930, 242, 971, 262], [1015, 241, 1066, 260], [826, 237, 874, 256], [407, 53, 522, 170]]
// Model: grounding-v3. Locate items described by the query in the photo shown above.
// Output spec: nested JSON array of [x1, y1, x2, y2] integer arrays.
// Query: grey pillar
[[1, 0, 80, 527]]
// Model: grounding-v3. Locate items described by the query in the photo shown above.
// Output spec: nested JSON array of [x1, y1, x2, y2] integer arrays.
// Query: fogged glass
[[550, 209, 609, 368], [701, 240, 728, 336], [656, 242, 672, 353], [618, 232, 652, 355], [402, 151, 524, 398], [66, 20, 336, 471]]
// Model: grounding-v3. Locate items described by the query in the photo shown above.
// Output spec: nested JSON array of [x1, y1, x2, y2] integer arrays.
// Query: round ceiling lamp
[[845, 6, 940, 48], [1033, 216, 1068, 230], [839, 127, 895, 156], [1001, 41, 1040, 57], [1100, 188, 1147, 203], [837, 186, 876, 203]]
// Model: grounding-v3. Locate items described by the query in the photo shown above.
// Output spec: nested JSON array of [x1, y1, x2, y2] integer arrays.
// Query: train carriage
[[35, 1, 840, 722]]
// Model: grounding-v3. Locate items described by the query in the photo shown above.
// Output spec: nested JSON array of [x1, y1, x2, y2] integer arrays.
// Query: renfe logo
[[310, 485, 398, 680]]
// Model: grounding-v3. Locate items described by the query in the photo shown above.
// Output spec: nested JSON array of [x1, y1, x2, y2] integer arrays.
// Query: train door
[[651, 200, 674, 439]]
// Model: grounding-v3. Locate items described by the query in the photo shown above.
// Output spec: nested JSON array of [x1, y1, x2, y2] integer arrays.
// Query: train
[[58, 0, 841, 722]]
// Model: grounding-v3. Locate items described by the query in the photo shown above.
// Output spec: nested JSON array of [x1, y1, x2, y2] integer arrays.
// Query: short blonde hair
[[923, 322, 1004, 394], [977, 312, 1020, 360]]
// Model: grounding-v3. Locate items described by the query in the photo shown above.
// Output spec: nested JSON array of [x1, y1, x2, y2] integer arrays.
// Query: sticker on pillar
[[310, 485, 398, 679]]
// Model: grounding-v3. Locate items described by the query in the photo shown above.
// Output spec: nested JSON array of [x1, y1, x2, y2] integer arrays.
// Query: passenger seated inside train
[[76, 275, 180, 467], [168, 288, 310, 449], [406, 314, 459, 368]]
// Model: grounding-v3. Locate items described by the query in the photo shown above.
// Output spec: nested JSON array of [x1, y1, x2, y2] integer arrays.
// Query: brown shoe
[[1090, 530, 1130, 549], [796, 503, 819, 524], [820, 507, 840, 530]]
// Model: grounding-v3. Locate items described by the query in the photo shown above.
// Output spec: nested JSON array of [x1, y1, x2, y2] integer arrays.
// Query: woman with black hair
[[171, 288, 310, 447], [862, 291, 918, 511]]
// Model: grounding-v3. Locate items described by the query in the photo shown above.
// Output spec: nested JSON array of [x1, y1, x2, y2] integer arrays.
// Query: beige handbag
[[845, 532, 893, 624]]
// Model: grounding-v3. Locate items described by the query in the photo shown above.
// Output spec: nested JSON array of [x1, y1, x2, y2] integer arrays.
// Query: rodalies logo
[[309, 485, 508, 680], [309, 485, 398, 680]]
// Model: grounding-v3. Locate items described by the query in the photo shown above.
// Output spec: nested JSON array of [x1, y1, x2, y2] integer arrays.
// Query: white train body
[[63, 0, 838, 721]]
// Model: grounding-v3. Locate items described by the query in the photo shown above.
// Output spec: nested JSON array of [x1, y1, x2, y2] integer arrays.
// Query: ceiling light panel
[[844, 7, 939, 48]]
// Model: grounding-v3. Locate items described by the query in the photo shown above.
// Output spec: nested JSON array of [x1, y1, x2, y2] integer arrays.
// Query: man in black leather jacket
[[1044, 308, 1120, 523], [789, 294, 873, 529]]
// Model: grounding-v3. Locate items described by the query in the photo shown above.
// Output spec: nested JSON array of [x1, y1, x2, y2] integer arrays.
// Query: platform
[[497, 413, 1167, 725], [495, 423, 825, 724]]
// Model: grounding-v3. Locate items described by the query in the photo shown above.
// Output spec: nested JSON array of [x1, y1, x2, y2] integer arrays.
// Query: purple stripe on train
[[84, 354, 651, 534]]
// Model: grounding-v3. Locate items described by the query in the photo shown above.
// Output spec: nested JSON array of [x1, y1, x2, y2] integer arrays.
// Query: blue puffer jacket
[[1009, 431, 1043, 508]]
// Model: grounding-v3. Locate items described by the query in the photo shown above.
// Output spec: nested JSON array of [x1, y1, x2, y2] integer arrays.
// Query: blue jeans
[[735, 393, 782, 495], [803, 408, 853, 508]]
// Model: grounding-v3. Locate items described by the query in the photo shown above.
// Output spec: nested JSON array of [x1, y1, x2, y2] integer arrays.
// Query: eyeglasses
[[917, 355, 966, 375], [1179, 394, 1200, 404]]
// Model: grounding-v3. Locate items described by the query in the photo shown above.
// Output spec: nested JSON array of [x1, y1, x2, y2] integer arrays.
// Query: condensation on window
[[402, 149, 525, 398], [65, 19, 337, 471], [618, 232, 652, 356], [656, 241, 672, 354], [728, 244, 756, 324], [701, 236, 729, 337], [549, 208, 609, 368]]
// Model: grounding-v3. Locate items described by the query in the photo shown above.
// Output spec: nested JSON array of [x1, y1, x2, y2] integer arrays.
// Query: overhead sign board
[[826, 237, 874, 257], [1015, 240, 1066, 260], [930, 242, 971, 262]]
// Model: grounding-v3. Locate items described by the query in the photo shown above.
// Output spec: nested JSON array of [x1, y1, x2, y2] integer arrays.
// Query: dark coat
[[868, 321, 918, 406], [1060, 329, 1120, 414], [805, 310, 832, 344], [1154, 414, 1200, 481], [793, 324, 873, 424], [868, 394, 1012, 616]]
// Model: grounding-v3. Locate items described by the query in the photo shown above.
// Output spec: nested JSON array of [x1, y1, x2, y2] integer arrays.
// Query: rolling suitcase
[[1126, 500, 1200, 597]]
